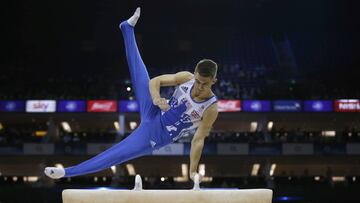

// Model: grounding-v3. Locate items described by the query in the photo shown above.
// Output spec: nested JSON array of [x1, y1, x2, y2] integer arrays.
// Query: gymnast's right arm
[[149, 71, 193, 111]]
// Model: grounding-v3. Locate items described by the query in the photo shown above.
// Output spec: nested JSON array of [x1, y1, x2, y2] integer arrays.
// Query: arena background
[[1, 0, 360, 202]]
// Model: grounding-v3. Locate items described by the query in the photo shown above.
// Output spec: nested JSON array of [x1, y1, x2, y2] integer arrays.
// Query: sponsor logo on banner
[[273, 100, 302, 112], [217, 100, 241, 112], [119, 100, 139, 112], [58, 100, 86, 112], [304, 100, 333, 112], [0, 101, 25, 112], [335, 99, 360, 112], [87, 100, 117, 112], [26, 100, 56, 112], [243, 100, 271, 112]]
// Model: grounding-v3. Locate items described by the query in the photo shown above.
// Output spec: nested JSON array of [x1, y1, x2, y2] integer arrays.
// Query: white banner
[[26, 100, 56, 112]]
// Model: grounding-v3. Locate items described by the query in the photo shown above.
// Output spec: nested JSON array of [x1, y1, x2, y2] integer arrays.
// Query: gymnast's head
[[193, 59, 218, 92]]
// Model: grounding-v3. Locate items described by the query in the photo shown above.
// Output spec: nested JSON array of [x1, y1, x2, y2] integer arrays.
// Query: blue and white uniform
[[161, 79, 217, 143], [63, 21, 217, 177]]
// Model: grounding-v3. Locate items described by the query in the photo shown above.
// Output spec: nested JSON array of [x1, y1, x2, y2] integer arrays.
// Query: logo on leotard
[[168, 96, 178, 108], [150, 140, 156, 148], [191, 110, 200, 119], [181, 86, 189, 93]]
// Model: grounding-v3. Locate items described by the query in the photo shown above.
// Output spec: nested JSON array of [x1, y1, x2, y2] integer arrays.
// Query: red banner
[[87, 100, 117, 112], [217, 100, 241, 112], [335, 99, 360, 112]]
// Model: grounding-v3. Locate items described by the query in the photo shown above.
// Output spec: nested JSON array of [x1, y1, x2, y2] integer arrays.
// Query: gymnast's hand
[[153, 97, 170, 111]]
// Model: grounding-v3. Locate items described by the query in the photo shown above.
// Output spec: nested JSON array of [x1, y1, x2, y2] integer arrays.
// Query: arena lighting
[[126, 164, 136, 175], [111, 166, 116, 174], [35, 130, 47, 137], [61, 121, 72, 133], [102, 177, 107, 181], [250, 122, 258, 132], [114, 121, 120, 131], [12, 176, 18, 182], [94, 177, 98, 182], [321, 130, 336, 137], [126, 87, 131, 92], [174, 164, 189, 182], [353, 176, 356, 182], [95, 187, 110, 190], [267, 121, 273, 131], [314, 176, 321, 181], [269, 164, 276, 176], [161, 177, 166, 182], [129, 121, 138, 130], [0, 122, 3, 130], [275, 196, 304, 201], [251, 164, 260, 176], [27, 176, 39, 182], [332, 176, 345, 182]]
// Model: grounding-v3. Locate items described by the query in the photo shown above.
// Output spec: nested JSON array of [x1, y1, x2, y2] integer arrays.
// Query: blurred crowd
[[1, 63, 359, 101]]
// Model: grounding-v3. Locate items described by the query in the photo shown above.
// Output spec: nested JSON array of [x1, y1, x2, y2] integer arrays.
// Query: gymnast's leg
[[44, 8, 159, 179], [120, 7, 159, 122]]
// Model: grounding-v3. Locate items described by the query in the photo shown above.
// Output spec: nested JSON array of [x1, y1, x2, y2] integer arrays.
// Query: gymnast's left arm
[[189, 103, 218, 181]]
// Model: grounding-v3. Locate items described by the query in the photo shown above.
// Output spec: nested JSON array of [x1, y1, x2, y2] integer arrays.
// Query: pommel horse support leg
[[62, 175, 273, 203]]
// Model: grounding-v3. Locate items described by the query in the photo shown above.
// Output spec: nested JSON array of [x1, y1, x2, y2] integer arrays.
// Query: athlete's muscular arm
[[149, 71, 193, 111], [189, 103, 218, 181]]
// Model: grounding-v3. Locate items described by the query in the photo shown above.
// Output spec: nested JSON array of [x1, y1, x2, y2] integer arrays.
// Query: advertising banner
[[87, 100, 117, 112], [217, 100, 241, 112], [26, 100, 56, 113], [304, 100, 333, 112], [119, 100, 139, 112], [242, 100, 271, 112], [0, 101, 25, 112], [273, 100, 302, 112], [57, 100, 86, 112], [335, 99, 360, 112]]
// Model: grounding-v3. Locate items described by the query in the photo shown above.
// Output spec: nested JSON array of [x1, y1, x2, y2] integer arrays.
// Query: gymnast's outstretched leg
[[44, 7, 159, 179], [120, 7, 159, 122]]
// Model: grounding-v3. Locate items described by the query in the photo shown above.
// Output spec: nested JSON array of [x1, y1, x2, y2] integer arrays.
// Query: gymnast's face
[[193, 72, 217, 96]]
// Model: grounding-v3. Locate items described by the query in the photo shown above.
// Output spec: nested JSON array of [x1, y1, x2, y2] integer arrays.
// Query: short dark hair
[[194, 59, 218, 78]]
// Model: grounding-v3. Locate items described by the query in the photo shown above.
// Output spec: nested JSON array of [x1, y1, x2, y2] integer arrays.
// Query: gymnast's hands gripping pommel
[[153, 97, 170, 111]]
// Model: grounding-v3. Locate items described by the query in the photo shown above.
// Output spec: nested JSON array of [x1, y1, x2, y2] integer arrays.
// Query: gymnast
[[45, 7, 219, 182]]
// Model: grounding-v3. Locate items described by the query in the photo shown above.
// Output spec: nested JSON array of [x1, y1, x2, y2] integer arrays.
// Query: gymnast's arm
[[189, 103, 218, 180], [149, 71, 193, 110]]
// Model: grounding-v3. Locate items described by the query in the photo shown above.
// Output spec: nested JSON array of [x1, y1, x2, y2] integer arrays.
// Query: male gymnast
[[45, 7, 218, 182]]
